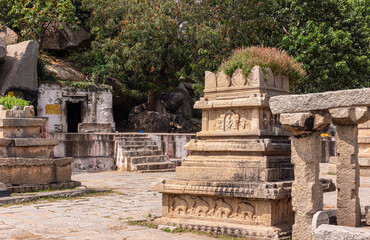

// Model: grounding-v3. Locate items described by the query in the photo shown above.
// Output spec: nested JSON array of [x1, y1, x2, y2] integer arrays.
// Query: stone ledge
[[313, 224, 370, 240], [0, 118, 47, 127], [151, 179, 292, 200], [0, 157, 73, 166], [154, 217, 292, 240], [270, 88, 370, 114], [0, 138, 59, 147], [194, 94, 269, 109], [6, 180, 81, 193], [196, 129, 289, 137], [184, 139, 291, 152], [0, 186, 109, 205]]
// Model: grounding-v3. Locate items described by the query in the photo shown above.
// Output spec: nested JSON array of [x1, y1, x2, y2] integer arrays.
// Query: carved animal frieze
[[168, 194, 257, 223]]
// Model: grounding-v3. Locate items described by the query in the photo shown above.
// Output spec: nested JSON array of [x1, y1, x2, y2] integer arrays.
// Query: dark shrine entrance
[[67, 102, 82, 133]]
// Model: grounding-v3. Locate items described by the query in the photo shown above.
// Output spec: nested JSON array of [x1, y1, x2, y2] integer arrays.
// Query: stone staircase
[[115, 134, 175, 172]]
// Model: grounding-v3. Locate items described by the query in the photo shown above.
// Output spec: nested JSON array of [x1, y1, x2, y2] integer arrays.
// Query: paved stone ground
[[0, 166, 369, 239]]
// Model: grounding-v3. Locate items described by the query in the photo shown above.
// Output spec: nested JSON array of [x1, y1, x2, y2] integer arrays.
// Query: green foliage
[[70, 0, 278, 101], [0, 0, 79, 43], [278, 0, 370, 93], [0, 95, 30, 110], [220, 46, 305, 83]]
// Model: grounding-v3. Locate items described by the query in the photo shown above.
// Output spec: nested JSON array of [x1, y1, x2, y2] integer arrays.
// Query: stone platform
[[0, 105, 76, 192]]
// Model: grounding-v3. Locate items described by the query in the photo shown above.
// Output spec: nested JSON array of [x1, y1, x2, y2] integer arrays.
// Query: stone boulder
[[0, 38, 6, 61], [127, 104, 196, 133], [0, 25, 18, 45], [128, 104, 171, 133], [161, 82, 195, 118], [41, 55, 85, 82], [161, 92, 185, 111], [0, 40, 39, 94], [41, 22, 90, 50]]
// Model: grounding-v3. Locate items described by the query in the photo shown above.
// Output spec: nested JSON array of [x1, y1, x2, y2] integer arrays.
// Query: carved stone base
[[155, 217, 292, 240], [155, 192, 293, 239]]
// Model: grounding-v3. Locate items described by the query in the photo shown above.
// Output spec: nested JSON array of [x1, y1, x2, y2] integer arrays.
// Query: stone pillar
[[279, 111, 331, 240], [335, 124, 360, 227], [359, 120, 370, 176], [330, 107, 369, 227]]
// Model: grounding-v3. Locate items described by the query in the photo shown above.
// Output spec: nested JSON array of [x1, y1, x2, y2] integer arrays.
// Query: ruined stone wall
[[54, 132, 195, 171], [37, 83, 114, 133]]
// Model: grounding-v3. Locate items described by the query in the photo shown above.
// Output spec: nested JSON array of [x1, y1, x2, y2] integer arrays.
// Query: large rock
[[0, 38, 6, 61], [0, 40, 39, 94], [41, 22, 90, 50], [161, 92, 185, 112], [161, 82, 195, 118], [176, 82, 194, 118], [0, 25, 18, 45], [128, 104, 171, 133], [42, 55, 85, 81]]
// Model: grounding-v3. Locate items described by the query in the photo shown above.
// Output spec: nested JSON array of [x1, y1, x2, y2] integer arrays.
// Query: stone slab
[[0, 118, 46, 127], [313, 224, 370, 240], [270, 88, 370, 114], [155, 217, 292, 240], [151, 179, 292, 200]]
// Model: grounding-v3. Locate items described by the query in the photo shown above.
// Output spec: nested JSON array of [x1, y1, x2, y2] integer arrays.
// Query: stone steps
[[121, 140, 156, 146], [115, 135, 175, 172], [128, 155, 166, 165], [121, 145, 159, 151], [123, 149, 163, 157], [134, 161, 175, 172], [115, 137, 152, 142]]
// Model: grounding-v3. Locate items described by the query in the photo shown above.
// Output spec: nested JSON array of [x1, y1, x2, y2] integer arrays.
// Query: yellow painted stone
[[45, 104, 62, 115]]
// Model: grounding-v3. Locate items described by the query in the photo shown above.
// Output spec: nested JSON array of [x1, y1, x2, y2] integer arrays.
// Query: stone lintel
[[184, 139, 290, 152], [270, 88, 370, 114], [151, 179, 292, 200]]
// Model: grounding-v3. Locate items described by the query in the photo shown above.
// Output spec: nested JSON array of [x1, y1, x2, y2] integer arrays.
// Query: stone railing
[[270, 88, 370, 239]]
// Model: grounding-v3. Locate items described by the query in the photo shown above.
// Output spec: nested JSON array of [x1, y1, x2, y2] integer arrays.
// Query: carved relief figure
[[218, 114, 225, 131], [225, 114, 233, 131], [232, 114, 240, 131], [215, 199, 233, 218], [193, 197, 210, 217], [236, 202, 255, 220], [171, 195, 189, 215]]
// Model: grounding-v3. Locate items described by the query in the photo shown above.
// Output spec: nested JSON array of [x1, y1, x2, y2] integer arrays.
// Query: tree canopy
[[0, 0, 79, 44], [1, 0, 369, 99]]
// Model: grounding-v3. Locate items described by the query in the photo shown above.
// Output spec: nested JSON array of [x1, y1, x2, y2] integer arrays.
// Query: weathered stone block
[[270, 88, 370, 114], [314, 224, 370, 240]]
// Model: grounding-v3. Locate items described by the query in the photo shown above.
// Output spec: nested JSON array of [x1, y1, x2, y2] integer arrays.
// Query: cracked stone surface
[[0, 169, 369, 239], [0, 171, 214, 240]]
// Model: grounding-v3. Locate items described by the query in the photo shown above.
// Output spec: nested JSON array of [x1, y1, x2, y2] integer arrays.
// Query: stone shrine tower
[[153, 66, 294, 239]]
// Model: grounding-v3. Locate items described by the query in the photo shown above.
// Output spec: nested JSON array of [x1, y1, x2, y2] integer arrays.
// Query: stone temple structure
[[153, 66, 294, 239], [0, 105, 79, 193]]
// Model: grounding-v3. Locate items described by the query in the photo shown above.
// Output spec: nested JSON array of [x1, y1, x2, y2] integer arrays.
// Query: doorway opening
[[67, 102, 82, 133]]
